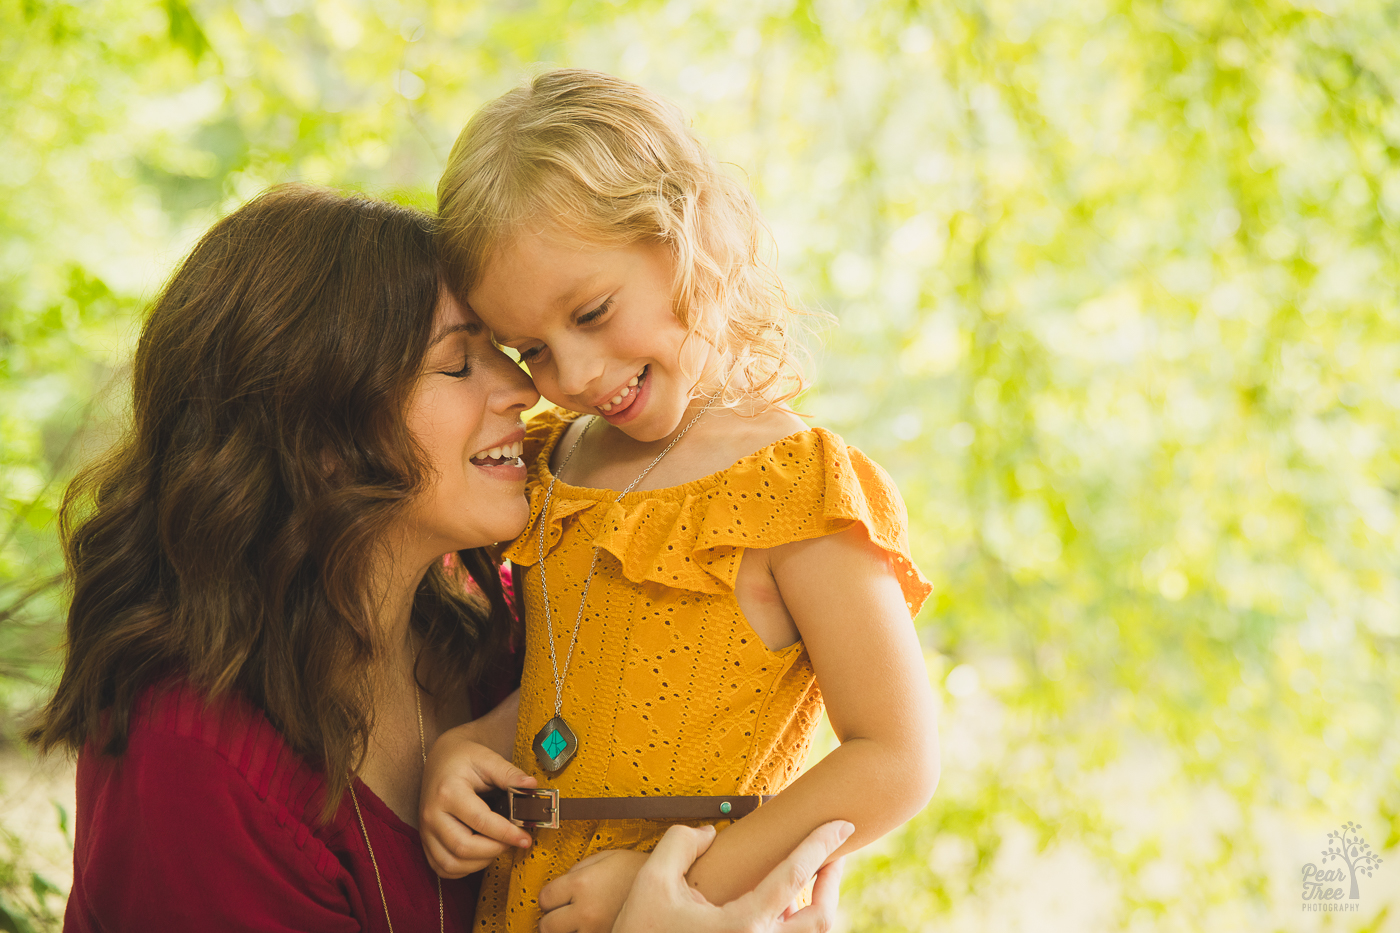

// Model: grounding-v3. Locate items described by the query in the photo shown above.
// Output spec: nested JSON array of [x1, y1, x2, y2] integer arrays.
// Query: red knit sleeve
[[65, 708, 363, 932]]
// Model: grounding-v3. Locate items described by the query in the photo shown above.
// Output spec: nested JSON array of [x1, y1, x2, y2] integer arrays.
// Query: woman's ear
[[317, 447, 341, 481]]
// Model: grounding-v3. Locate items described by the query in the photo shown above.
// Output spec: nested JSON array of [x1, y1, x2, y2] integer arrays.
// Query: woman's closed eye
[[439, 356, 472, 378]]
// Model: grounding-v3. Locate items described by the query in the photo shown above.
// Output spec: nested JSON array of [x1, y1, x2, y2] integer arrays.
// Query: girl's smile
[[595, 364, 648, 421]]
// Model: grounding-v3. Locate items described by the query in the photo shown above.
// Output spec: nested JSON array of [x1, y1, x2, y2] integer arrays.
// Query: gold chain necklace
[[531, 398, 715, 773], [349, 682, 443, 933]]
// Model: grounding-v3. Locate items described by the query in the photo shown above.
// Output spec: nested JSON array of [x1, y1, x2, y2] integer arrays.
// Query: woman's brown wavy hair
[[27, 184, 511, 817]]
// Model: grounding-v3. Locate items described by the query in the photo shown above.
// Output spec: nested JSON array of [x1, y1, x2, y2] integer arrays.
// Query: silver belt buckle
[[507, 787, 560, 830]]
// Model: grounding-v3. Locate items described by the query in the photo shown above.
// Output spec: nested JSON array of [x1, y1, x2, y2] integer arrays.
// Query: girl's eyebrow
[[489, 278, 608, 346], [428, 321, 482, 347], [554, 274, 606, 311]]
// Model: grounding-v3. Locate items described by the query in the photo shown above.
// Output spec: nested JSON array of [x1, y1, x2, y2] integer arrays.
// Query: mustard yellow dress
[[474, 408, 932, 933]]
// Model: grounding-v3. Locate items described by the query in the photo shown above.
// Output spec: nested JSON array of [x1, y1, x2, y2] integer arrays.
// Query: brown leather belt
[[483, 787, 774, 830]]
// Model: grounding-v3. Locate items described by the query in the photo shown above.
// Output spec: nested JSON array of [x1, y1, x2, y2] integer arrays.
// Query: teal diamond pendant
[[533, 716, 578, 773]]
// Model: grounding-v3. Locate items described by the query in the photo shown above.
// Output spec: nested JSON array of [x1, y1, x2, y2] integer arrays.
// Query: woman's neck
[[357, 552, 434, 825], [372, 538, 427, 644]]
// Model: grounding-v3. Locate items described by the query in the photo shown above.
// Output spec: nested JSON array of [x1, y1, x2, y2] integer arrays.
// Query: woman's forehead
[[430, 291, 486, 344]]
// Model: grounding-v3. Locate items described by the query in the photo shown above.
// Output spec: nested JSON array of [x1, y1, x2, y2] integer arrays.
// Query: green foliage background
[[3, 0, 1399, 929]]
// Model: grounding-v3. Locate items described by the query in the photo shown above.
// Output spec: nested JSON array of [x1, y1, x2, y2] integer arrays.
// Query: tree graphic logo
[[1316, 822, 1383, 900]]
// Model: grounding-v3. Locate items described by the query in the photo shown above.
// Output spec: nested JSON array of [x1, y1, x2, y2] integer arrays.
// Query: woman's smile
[[467, 430, 528, 480], [399, 293, 537, 560]]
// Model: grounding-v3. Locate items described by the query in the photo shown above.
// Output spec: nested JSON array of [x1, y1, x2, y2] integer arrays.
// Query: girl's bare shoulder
[[703, 406, 810, 468]]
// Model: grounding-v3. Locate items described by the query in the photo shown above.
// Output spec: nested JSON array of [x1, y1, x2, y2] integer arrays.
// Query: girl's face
[[396, 291, 539, 565], [467, 226, 716, 443]]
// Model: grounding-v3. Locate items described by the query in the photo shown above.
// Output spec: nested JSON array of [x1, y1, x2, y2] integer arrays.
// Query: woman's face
[[396, 291, 539, 565]]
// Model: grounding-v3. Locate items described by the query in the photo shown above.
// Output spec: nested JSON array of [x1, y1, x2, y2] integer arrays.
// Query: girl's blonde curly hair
[[437, 68, 808, 408]]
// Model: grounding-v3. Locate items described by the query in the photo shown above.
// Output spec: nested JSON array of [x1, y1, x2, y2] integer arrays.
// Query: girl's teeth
[[602, 373, 647, 412]]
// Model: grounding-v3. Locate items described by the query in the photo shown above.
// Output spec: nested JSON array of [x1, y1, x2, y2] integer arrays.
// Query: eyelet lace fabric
[[474, 409, 932, 933]]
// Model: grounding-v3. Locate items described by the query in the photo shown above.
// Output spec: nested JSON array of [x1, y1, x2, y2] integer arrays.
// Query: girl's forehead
[[475, 232, 631, 319], [490, 221, 611, 270], [477, 237, 602, 310]]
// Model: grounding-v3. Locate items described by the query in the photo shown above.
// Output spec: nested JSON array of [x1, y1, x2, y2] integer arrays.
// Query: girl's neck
[[557, 401, 807, 494]]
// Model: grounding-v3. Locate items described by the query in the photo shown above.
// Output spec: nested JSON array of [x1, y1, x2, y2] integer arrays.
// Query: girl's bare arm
[[458, 687, 520, 758], [682, 523, 940, 904]]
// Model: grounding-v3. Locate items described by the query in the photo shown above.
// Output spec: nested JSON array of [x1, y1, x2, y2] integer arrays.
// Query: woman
[[28, 185, 538, 930], [27, 183, 844, 931]]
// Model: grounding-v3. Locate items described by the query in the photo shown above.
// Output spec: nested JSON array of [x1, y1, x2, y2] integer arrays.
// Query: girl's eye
[[518, 345, 545, 363], [577, 298, 612, 325]]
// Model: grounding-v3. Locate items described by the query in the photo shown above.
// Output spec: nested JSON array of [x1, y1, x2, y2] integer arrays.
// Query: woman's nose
[[490, 348, 540, 413]]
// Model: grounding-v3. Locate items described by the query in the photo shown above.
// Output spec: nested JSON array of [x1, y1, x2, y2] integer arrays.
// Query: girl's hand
[[612, 821, 851, 933], [418, 724, 537, 878], [537, 848, 649, 933]]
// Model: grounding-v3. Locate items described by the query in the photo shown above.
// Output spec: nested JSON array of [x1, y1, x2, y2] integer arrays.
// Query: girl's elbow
[[914, 733, 941, 807], [879, 727, 940, 817], [898, 730, 940, 814]]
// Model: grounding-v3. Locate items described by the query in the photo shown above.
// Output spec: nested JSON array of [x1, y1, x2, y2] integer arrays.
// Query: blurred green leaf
[[0, 899, 34, 933], [4, 0, 1398, 929]]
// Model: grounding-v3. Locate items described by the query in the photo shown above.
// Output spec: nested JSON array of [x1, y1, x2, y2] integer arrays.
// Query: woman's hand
[[419, 724, 536, 877], [538, 848, 649, 933], [612, 821, 852, 933]]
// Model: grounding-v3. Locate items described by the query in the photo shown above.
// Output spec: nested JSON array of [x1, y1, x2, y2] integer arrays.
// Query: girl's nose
[[553, 346, 604, 399]]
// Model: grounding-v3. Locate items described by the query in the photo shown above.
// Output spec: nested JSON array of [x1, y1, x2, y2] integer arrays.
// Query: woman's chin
[[488, 497, 533, 548], [431, 493, 532, 556]]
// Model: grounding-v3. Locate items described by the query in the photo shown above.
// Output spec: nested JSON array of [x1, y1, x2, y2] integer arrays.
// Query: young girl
[[422, 69, 939, 933]]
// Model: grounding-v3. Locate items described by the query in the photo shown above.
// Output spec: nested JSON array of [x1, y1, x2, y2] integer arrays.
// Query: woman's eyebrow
[[427, 321, 482, 347]]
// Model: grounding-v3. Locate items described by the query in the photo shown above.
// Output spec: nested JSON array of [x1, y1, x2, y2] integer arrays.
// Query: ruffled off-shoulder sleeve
[[504, 423, 932, 619]]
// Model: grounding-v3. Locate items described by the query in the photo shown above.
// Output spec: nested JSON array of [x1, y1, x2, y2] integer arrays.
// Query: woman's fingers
[[809, 855, 845, 912], [743, 821, 853, 919], [634, 824, 717, 892], [780, 856, 846, 931]]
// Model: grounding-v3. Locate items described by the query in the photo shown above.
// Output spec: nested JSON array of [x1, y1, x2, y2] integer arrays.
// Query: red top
[[65, 681, 482, 932], [66, 568, 522, 931]]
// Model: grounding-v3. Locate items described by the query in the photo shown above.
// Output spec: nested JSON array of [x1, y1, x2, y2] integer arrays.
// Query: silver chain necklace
[[349, 683, 442, 933], [531, 398, 715, 772]]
